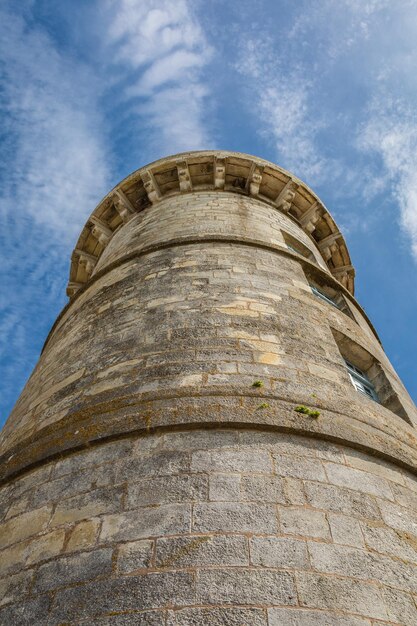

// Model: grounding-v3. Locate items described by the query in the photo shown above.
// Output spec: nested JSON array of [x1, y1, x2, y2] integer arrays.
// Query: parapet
[[67, 151, 355, 298]]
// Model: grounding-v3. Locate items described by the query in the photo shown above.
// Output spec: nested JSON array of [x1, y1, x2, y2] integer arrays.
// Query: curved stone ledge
[[67, 151, 355, 297], [1, 390, 417, 484], [45, 236, 378, 356]]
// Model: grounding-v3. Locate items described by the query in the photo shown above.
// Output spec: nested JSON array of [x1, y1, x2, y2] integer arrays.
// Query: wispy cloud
[[234, 38, 330, 185], [233, 0, 417, 258], [0, 3, 112, 421], [0, 6, 111, 238], [357, 97, 417, 258], [104, 0, 214, 157]]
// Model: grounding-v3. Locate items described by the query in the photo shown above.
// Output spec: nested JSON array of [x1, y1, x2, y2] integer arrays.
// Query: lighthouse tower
[[1, 151, 417, 625]]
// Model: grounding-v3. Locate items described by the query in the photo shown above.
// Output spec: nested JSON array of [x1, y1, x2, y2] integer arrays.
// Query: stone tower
[[1, 151, 417, 625]]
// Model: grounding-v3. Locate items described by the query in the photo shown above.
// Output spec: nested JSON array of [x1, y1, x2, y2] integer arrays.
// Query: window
[[282, 231, 316, 262], [308, 279, 354, 319], [331, 328, 413, 424], [344, 359, 379, 401], [310, 284, 340, 309]]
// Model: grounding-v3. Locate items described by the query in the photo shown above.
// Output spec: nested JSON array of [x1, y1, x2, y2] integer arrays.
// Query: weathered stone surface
[[196, 568, 297, 605], [128, 475, 208, 507], [324, 462, 393, 500], [304, 482, 381, 520], [209, 473, 240, 501], [77, 611, 167, 626], [268, 608, 371, 625], [0, 505, 51, 549], [117, 539, 154, 573], [0, 570, 33, 607], [328, 513, 364, 548], [51, 572, 195, 621], [0, 596, 50, 626], [1, 151, 416, 624], [65, 518, 100, 552], [51, 487, 123, 526], [296, 572, 388, 620], [193, 502, 278, 533], [240, 475, 285, 503], [279, 506, 331, 539], [33, 548, 113, 591], [168, 607, 268, 625], [100, 504, 191, 542], [156, 535, 248, 568], [79, 613, 166, 625], [250, 536, 309, 568]]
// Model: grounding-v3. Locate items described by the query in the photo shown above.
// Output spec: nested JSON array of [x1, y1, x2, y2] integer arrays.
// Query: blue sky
[[1, 0, 417, 426]]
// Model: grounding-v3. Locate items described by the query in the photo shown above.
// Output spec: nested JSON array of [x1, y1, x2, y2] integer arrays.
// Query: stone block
[[164, 429, 239, 451], [273, 454, 326, 482], [51, 486, 123, 526], [34, 548, 113, 591], [381, 585, 417, 625], [344, 449, 405, 486], [0, 569, 33, 607], [324, 462, 393, 500], [240, 475, 285, 503], [51, 572, 195, 621], [304, 482, 381, 520], [0, 505, 51, 549], [279, 507, 330, 539], [196, 568, 297, 605], [167, 607, 268, 625], [361, 521, 417, 563], [191, 448, 272, 473], [268, 608, 371, 625], [115, 451, 191, 483], [378, 499, 417, 535], [30, 471, 92, 509], [0, 596, 51, 626], [25, 528, 66, 564], [296, 572, 388, 620], [308, 543, 370, 580], [193, 502, 277, 533], [209, 473, 240, 501], [80, 613, 166, 625], [65, 518, 101, 552], [128, 475, 208, 507], [250, 536, 309, 569], [53, 439, 134, 477], [328, 514, 364, 548], [118, 539, 154, 573], [100, 504, 191, 542], [282, 477, 307, 505], [0, 539, 26, 574], [156, 535, 248, 568]]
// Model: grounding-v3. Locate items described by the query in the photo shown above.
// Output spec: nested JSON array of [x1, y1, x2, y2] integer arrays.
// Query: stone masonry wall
[[1, 429, 417, 625], [1, 176, 417, 624], [2, 192, 416, 476]]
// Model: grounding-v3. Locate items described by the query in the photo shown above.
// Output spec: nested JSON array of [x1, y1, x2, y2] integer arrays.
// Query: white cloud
[[0, 6, 111, 238], [105, 0, 214, 155], [0, 4, 112, 421], [358, 98, 417, 258], [235, 38, 329, 185]]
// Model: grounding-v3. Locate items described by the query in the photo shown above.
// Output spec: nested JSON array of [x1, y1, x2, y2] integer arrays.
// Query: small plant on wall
[[294, 405, 320, 418]]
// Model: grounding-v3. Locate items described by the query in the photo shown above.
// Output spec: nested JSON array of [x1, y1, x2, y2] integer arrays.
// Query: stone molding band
[[1, 387, 417, 487], [45, 235, 379, 357]]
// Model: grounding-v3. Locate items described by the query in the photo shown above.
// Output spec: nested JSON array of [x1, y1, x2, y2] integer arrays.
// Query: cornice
[[67, 151, 355, 297]]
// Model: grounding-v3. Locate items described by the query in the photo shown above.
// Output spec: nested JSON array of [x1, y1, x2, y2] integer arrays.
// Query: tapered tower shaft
[[1, 152, 416, 625]]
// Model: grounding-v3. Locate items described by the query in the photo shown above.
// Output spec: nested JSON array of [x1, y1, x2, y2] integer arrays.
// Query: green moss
[[252, 380, 264, 388], [257, 402, 270, 410], [294, 405, 320, 418]]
